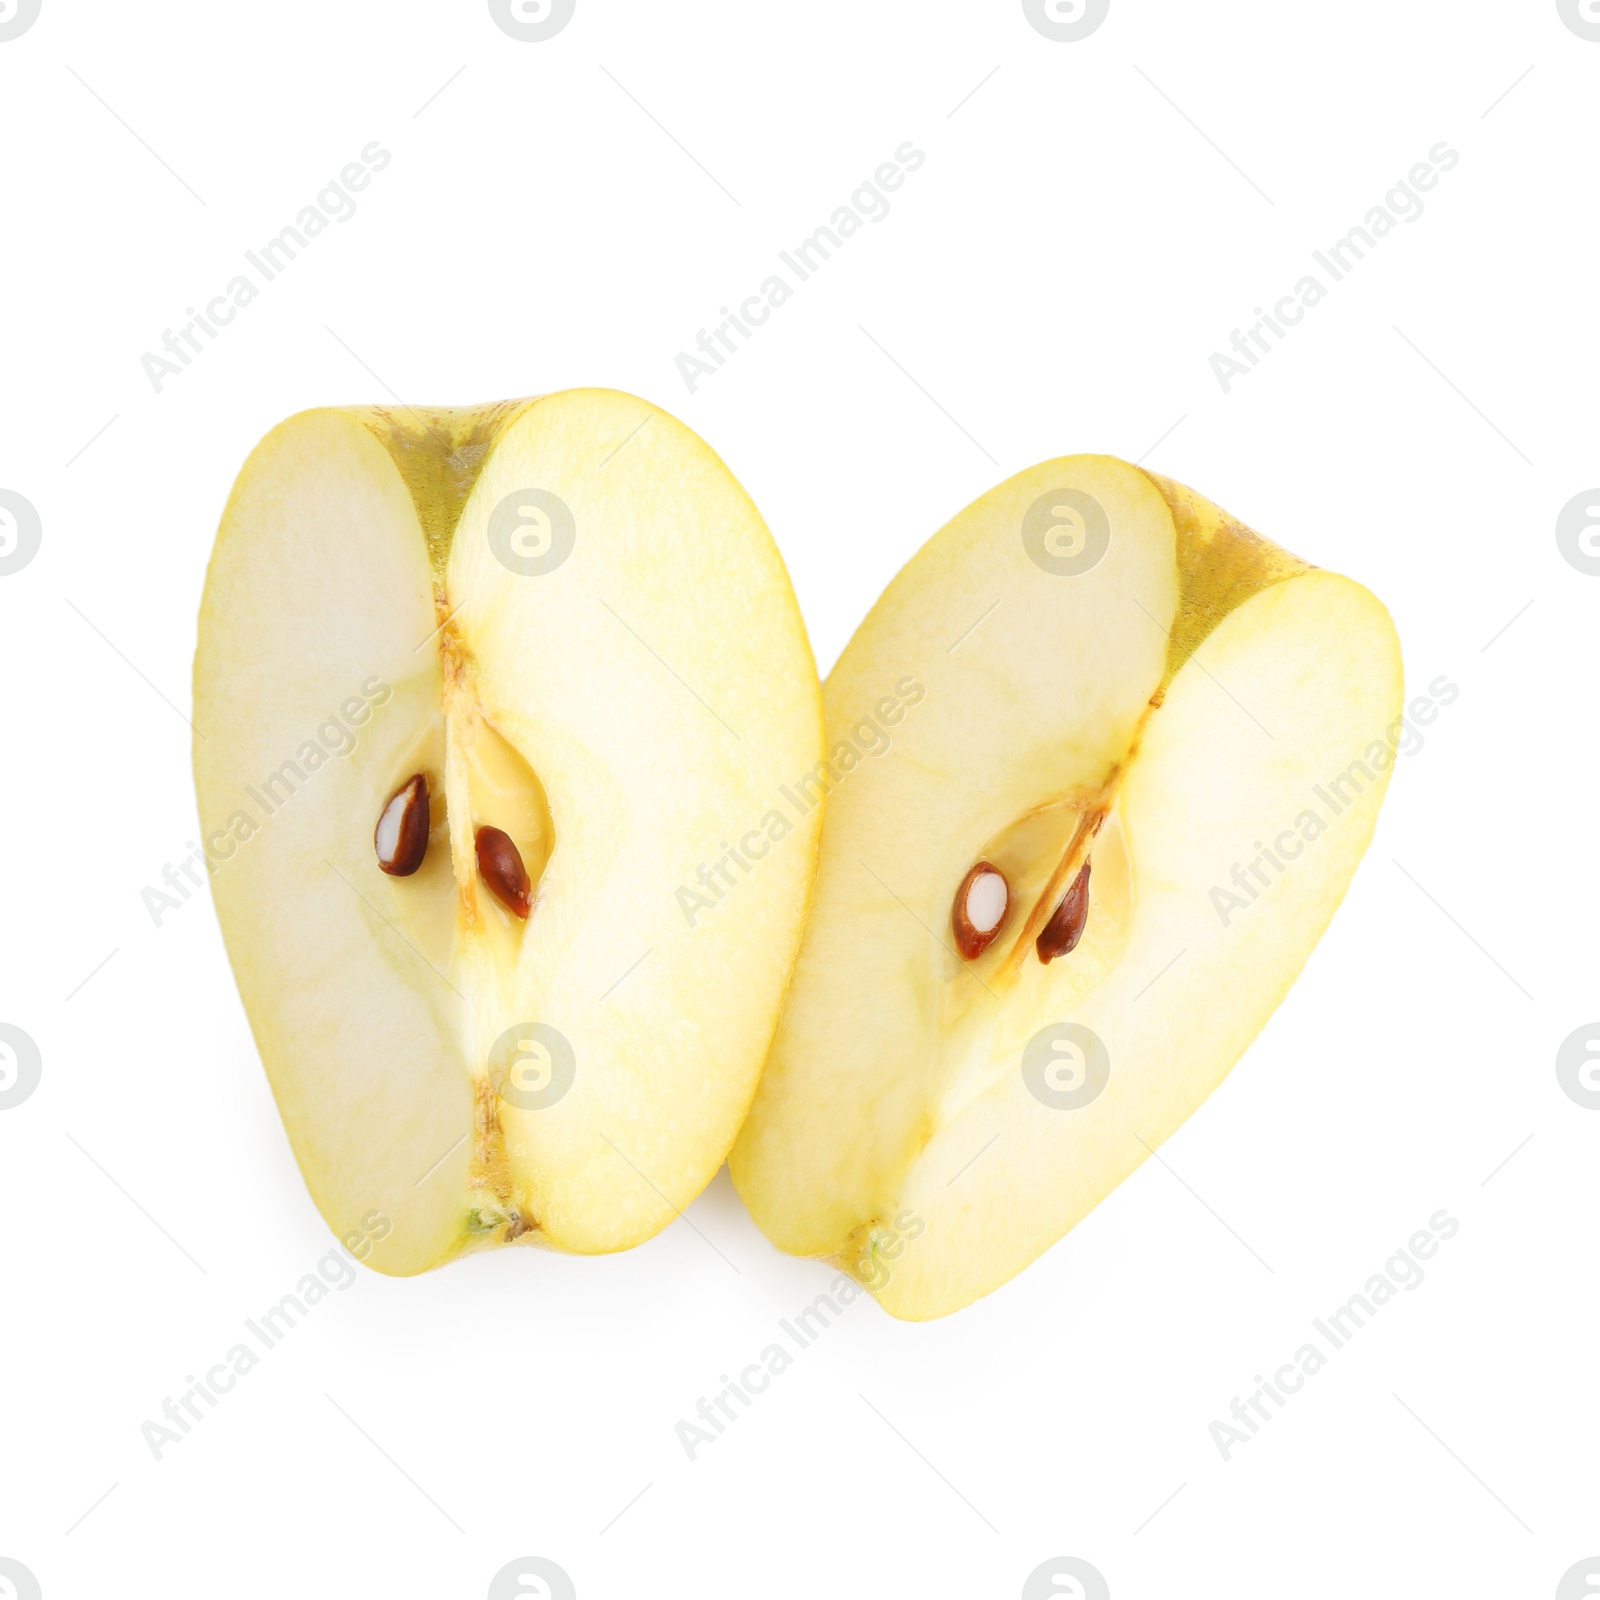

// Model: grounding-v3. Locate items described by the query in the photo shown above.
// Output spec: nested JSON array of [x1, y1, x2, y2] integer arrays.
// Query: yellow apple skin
[[730, 458, 1402, 1320]]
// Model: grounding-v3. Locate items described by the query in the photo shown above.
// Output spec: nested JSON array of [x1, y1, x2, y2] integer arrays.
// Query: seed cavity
[[952, 861, 1009, 960], [375, 775, 430, 877], [476, 825, 531, 919], [1037, 860, 1091, 964]]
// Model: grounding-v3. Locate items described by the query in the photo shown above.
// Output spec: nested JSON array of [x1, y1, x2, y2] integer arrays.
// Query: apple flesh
[[195, 391, 823, 1273], [729, 457, 1402, 1319]]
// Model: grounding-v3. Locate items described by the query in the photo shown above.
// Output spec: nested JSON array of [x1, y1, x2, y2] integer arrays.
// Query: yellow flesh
[[729, 457, 1402, 1319], [195, 392, 823, 1272]]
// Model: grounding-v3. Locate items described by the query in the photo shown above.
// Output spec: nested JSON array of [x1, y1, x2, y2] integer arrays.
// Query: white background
[[2, 2, 1597, 1596]]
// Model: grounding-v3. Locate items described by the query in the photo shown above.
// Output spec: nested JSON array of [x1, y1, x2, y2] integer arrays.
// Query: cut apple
[[729, 457, 1402, 1319], [195, 391, 823, 1273]]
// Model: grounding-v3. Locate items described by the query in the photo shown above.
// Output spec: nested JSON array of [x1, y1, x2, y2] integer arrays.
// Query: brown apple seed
[[952, 861, 1009, 960], [375, 774, 430, 876], [476, 825, 531, 919], [1036, 860, 1091, 964]]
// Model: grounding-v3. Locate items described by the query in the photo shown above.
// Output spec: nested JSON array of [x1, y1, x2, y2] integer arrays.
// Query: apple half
[[730, 457, 1402, 1319], [195, 391, 823, 1273]]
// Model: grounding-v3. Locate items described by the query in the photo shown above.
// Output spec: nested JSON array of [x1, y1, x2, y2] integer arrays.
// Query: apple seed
[[952, 862, 1009, 960], [374, 775, 430, 876], [1036, 861, 1090, 964], [476, 825, 531, 919]]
